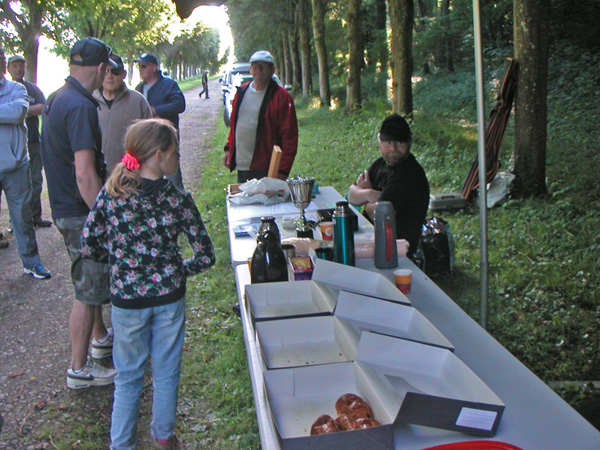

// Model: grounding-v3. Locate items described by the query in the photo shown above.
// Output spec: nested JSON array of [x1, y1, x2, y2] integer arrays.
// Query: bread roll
[[310, 414, 339, 435]]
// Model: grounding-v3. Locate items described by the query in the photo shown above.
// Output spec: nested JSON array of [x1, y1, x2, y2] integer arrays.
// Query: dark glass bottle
[[333, 201, 355, 266], [257, 216, 281, 243], [250, 228, 289, 283]]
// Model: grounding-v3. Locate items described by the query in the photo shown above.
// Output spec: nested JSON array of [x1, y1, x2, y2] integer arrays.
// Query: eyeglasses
[[139, 64, 147, 69], [108, 68, 122, 76]]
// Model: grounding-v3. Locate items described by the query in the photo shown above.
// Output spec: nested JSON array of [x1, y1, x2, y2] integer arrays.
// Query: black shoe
[[0, 240, 8, 249], [33, 218, 53, 228], [232, 303, 241, 317]]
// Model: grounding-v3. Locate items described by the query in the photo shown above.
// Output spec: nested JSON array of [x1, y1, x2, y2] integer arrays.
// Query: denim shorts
[[55, 216, 109, 306]]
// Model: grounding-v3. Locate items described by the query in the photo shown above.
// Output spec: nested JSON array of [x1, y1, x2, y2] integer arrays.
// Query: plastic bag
[[416, 217, 456, 277], [228, 178, 290, 205], [487, 171, 515, 208]]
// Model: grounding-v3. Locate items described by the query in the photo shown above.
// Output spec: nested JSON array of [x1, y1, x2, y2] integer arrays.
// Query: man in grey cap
[[6, 54, 52, 228], [134, 52, 185, 189], [223, 50, 298, 182], [348, 114, 430, 257], [41, 37, 117, 389], [94, 54, 152, 173]]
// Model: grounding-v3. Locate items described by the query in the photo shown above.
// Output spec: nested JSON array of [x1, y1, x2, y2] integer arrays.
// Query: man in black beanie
[[348, 114, 429, 257]]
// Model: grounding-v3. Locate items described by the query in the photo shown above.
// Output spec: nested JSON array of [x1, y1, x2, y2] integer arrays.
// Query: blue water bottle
[[333, 201, 355, 266]]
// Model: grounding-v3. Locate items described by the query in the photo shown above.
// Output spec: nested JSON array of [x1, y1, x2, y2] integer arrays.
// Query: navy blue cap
[[70, 38, 117, 68], [134, 53, 159, 65]]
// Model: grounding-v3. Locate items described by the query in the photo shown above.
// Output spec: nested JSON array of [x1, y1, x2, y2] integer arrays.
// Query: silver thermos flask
[[374, 201, 398, 269]]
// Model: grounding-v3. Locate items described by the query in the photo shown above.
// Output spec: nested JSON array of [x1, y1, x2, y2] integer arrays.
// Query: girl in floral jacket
[[81, 118, 215, 450]]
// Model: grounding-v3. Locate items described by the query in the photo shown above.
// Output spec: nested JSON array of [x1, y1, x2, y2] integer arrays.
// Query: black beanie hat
[[379, 114, 411, 142]]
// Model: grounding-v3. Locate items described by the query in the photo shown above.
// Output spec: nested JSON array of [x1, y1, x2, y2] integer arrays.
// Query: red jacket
[[225, 79, 298, 176]]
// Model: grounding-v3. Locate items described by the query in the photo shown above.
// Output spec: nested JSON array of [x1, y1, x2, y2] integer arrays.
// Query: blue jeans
[[109, 298, 185, 450]]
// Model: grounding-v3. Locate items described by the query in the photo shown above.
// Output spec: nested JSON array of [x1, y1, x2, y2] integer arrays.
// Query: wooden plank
[[268, 146, 283, 178]]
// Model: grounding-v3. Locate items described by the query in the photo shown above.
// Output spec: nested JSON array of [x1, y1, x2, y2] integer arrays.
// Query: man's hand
[[355, 169, 372, 189], [74, 149, 102, 209], [223, 150, 230, 168]]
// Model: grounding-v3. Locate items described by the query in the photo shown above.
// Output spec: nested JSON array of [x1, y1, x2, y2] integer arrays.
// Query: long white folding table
[[227, 186, 373, 267], [227, 187, 600, 450]]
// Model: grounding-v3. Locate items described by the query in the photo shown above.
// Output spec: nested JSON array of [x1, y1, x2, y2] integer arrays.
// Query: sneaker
[[91, 328, 113, 359], [33, 218, 53, 228], [154, 435, 182, 449], [66, 359, 116, 390], [24, 264, 51, 279]]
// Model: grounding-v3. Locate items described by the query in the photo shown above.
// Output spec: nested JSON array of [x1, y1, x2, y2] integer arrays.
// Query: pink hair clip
[[121, 153, 141, 171]]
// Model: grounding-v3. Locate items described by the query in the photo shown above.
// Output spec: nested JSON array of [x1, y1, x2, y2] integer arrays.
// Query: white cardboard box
[[245, 259, 410, 324], [359, 332, 505, 437], [263, 332, 504, 450], [255, 291, 453, 369], [311, 258, 409, 305]]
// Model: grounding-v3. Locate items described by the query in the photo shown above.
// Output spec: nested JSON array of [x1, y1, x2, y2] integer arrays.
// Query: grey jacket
[[93, 84, 152, 173], [0, 75, 29, 174]]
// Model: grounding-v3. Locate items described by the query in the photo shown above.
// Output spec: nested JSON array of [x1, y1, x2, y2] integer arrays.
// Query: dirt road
[[0, 79, 222, 449]]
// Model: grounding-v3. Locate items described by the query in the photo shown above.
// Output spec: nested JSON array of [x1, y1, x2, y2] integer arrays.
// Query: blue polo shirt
[[41, 76, 106, 219], [21, 79, 45, 143]]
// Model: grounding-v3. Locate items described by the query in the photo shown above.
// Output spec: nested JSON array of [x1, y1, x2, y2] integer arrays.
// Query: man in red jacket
[[223, 50, 298, 182]]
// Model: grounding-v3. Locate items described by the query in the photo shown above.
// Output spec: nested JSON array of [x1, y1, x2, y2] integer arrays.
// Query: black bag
[[417, 217, 455, 277]]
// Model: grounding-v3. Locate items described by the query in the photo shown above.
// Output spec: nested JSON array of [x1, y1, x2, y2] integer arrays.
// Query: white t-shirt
[[235, 83, 267, 170], [142, 81, 156, 98]]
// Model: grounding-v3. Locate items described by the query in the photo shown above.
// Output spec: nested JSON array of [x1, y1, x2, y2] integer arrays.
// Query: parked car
[[220, 62, 250, 105], [223, 74, 289, 127]]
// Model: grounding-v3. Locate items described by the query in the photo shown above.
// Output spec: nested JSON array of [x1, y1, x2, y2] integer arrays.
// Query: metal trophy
[[286, 176, 316, 238]]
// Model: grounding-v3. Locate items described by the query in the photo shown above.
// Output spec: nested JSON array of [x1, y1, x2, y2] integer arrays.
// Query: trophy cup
[[286, 176, 316, 238]]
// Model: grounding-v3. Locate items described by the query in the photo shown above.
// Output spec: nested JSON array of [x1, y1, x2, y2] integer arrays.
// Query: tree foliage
[[51, 0, 172, 60]]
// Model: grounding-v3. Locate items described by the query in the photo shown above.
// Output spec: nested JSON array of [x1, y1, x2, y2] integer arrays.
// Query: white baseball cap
[[249, 50, 274, 65]]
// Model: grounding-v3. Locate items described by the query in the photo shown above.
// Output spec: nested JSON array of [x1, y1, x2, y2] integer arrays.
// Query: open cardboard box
[[255, 291, 453, 369], [245, 260, 410, 324], [263, 360, 395, 450], [263, 332, 504, 450], [310, 258, 410, 305]]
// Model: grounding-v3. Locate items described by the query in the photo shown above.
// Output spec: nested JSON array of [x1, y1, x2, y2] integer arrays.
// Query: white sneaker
[[91, 328, 113, 359], [66, 359, 117, 390]]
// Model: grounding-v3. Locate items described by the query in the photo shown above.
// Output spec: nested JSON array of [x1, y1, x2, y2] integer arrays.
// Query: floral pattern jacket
[[81, 178, 215, 309]]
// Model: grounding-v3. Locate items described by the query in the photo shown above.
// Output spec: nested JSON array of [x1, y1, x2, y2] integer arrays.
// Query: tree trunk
[[387, 0, 414, 117], [311, 0, 331, 106], [297, 0, 313, 97], [346, 0, 363, 113], [441, 0, 454, 73], [282, 31, 293, 86], [1, 2, 44, 83], [289, 27, 302, 88], [512, 0, 549, 197]]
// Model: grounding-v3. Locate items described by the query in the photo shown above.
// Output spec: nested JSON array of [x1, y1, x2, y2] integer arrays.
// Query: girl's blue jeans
[[109, 298, 185, 450]]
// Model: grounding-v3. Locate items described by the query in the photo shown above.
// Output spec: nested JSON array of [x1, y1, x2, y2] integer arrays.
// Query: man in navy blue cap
[[134, 52, 186, 190], [41, 37, 117, 390], [348, 114, 430, 257]]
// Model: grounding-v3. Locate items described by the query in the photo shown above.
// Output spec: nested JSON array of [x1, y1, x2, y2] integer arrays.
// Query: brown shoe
[[154, 435, 182, 449]]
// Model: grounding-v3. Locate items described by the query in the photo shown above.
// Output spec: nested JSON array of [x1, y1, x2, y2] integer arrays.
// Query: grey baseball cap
[[249, 50, 274, 65]]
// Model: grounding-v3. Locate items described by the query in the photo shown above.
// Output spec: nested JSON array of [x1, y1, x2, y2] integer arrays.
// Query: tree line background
[[0, 0, 223, 84], [226, 0, 599, 197]]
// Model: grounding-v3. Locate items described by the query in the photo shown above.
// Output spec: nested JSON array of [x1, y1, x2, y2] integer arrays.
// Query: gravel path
[[0, 79, 222, 449]]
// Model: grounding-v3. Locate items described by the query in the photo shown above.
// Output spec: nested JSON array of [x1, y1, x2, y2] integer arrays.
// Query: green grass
[[36, 49, 600, 447]]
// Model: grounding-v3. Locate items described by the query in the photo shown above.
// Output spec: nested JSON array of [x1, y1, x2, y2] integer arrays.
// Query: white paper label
[[456, 407, 497, 431]]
